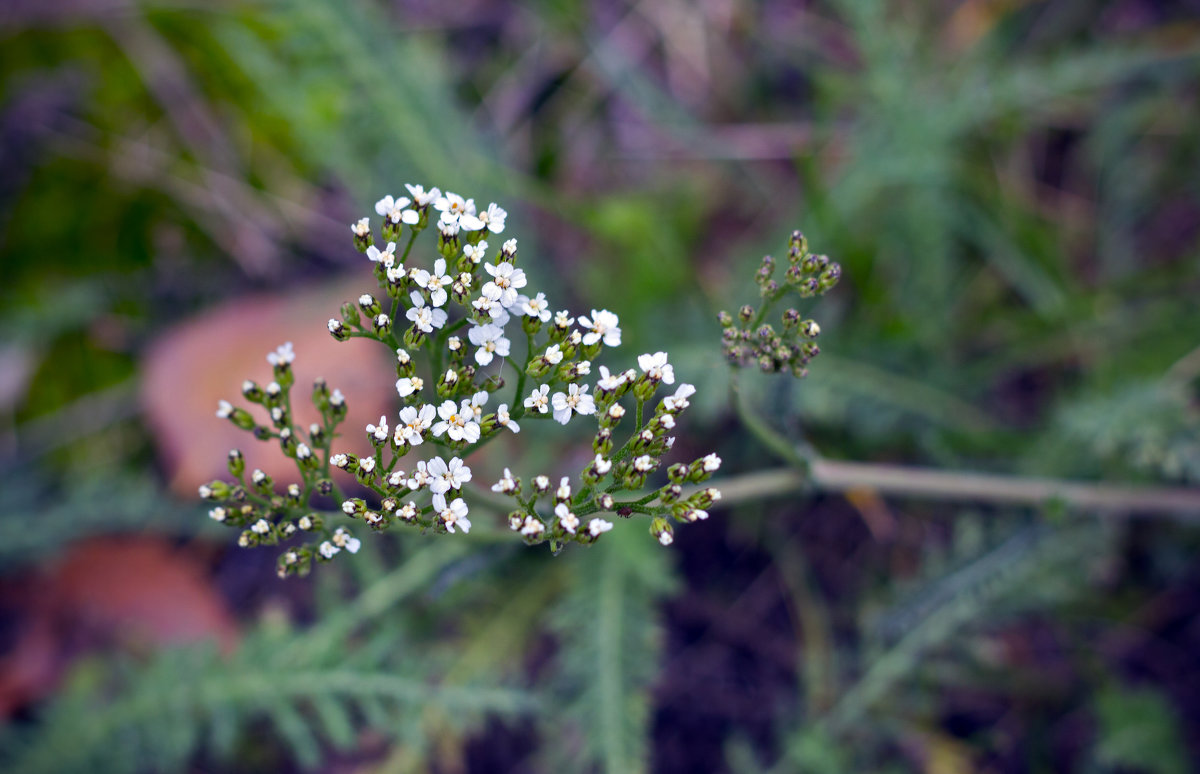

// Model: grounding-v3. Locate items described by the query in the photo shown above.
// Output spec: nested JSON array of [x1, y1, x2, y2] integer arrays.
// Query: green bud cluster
[[718, 229, 839, 377]]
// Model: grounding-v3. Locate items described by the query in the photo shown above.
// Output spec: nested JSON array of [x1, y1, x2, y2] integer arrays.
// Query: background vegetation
[[2, 0, 1199, 771]]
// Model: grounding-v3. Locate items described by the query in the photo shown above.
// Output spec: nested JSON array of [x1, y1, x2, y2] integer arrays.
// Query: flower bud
[[594, 427, 613, 456], [340, 301, 361, 328], [596, 493, 615, 511], [241, 380, 263, 403], [227, 449, 245, 478], [297, 513, 324, 531], [327, 318, 349, 341], [717, 310, 734, 328], [659, 483, 682, 504], [789, 229, 807, 255], [403, 326, 426, 349], [650, 517, 674, 546], [373, 313, 392, 337], [738, 304, 755, 324], [358, 293, 382, 317]]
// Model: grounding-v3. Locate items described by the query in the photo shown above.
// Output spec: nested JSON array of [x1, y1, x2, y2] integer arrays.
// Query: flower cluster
[[204, 186, 722, 576], [719, 230, 841, 377]]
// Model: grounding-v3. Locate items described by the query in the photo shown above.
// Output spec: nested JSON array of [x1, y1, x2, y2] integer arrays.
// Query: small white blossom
[[525, 384, 550, 414], [434, 191, 475, 217], [396, 376, 424, 398], [395, 404, 436, 446], [520, 516, 545, 537], [296, 443, 311, 460], [331, 389, 345, 406], [471, 293, 511, 326], [478, 202, 507, 234], [596, 366, 626, 392], [637, 351, 675, 384], [555, 503, 579, 535], [482, 262, 528, 309], [428, 456, 472, 495], [534, 475, 550, 492], [209, 507, 227, 523], [467, 391, 489, 421], [448, 336, 462, 352], [407, 460, 432, 491], [332, 527, 361, 553], [544, 344, 564, 365], [437, 209, 461, 236], [658, 531, 674, 546], [551, 383, 596, 425], [633, 455, 655, 472], [396, 348, 411, 365], [398, 501, 418, 521], [607, 404, 626, 420], [327, 318, 342, 333], [359, 456, 376, 473], [414, 258, 451, 307], [216, 400, 233, 418], [578, 309, 621, 347], [366, 241, 397, 266], [267, 342, 295, 367], [367, 415, 389, 442], [319, 541, 339, 558], [468, 323, 511, 366], [556, 477, 572, 501], [342, 500, 357, 515], [554, 310, 574, 328], [588, 518, 613, 537], [432, 492, 472, 533], [298, 515, 314, 530], [462, 241, 488, 265], [521, 292, 552, 322], [331, 453, 349, 468], [405, 183, 440, 208], [594, 455, 612, 475], [406, 291, 448, 333], [492, 468, 517, 494], [351, 217, 370, 236], [376, 195, 418, 225], [431, 399, 482, 443], [703, 453, 722, 472], [663, 383, 696, 412], [502, 238, 518, 256], [388, 471, 406, 488], [495, 403, 520, 433]]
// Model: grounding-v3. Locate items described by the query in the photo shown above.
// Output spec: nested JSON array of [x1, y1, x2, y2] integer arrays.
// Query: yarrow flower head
[[204, 183, 738, 576]]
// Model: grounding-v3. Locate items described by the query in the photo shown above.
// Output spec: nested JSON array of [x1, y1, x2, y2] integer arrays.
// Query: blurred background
[[2, 0, 1200, 771]]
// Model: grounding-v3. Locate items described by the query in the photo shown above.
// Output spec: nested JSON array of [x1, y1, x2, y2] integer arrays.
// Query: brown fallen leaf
[[141, 278, 394, 496], [0, 536, 238, 717]]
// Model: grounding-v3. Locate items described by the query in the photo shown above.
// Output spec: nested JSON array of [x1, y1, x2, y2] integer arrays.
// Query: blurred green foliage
[[2, 0, 1199, 771]]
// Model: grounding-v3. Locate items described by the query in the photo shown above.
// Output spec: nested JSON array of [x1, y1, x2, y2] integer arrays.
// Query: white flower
[[588, 518, 613, 537], [376, 195, 418, 225], [432, 492, 471, 533], [327, 318, 342, 333], [405, 183, 440, 208], [434, 191, 475, 217], [478, 202, 507, 234], [437, 210, 460, 236], [543, 344, 564, 365], [319, 541, 339, 558], [396, 348, 411, 365], [633, 455, 655, 472], [359, 456, 376, 473], [578, 309, 621, 347], [551, 383, 596, 425], [428, 456, 472, 495], [397, 404, 436, 447], [492, 468, 517, 494], [216, 400, 233, 418], [525, 384, 551, 414], [366, 241, 397, 267], [663, 383, 696, 412], [520, 516, 545, 537], [593, 454, 612, 475], [521, 292, 551, 322], [208, 507, 227, 522], [556, 477, 572, 501], [332, 527, 361, 553], [703, 453, 721, 472], [414, 258, 451, 307], [342, 500, 357, 515], [468, 323, 511, 366], [495, 403, 520, 433], [501, 237, 518, 256], [596, 366, 626, 392], [366, 415, 389, 442], [658, 531, 674, 546], [388, 470, 406, 488], [607, 404, 625, 420], [482, 262, 528, 309], [407, 460, 432, 491], [467, 390, 489, 421], [534, 475, 550, 491], [351, 217, 370, 236], [406, 291, 448, 333], [396, 376, 424, 398], [462, 241, 488, 265], [555, 503, 579, 535], [267, 342, 295, 367], [637, 351, 675, 384], [331, 453, 349, 468], [398, 501, 418, 521], [471, 293, 511, 327], [431, 399, 481, 443]]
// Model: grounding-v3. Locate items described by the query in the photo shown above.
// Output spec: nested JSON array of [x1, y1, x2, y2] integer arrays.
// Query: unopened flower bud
[[651, 517, 674, 546], [227, 449, 245, 477], [341, 301, 361, 328], [738, 305, 755, 323]]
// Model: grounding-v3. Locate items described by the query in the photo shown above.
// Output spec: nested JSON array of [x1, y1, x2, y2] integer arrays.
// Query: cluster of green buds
[[719, 230, 840, 376], [205, 185, 725, 574], [205, 343, 350, 578]]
